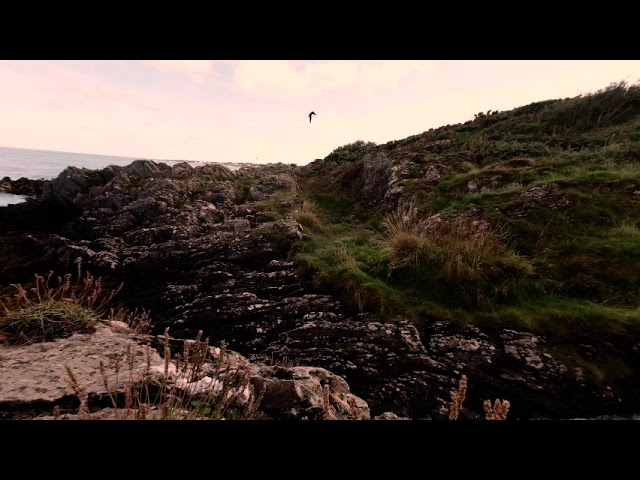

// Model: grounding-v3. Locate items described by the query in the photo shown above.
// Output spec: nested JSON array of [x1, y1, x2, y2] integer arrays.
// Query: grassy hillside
[[274, 81, 640, 382]]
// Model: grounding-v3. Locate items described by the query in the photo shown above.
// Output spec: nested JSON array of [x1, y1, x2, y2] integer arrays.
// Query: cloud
[[0, 61, 162, 114], [141, 60, 216, 85], [229, 60, 434, 99]]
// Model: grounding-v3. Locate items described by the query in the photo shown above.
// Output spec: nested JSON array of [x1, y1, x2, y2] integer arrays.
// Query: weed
[[0, 265, 123, 345]]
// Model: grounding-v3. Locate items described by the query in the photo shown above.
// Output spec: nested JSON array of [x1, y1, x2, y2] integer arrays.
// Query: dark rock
[[1, 158, 637, 421], [0, 177, 45, 196]]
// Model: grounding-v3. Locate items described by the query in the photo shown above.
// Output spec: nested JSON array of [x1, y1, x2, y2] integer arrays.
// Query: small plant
[[448, 375, 512, 420], [107, 306, 152, 334], [449, 374, 468, 420], [59, 330, 266, 420], [381, 205, 534, 308], [324, 140, 377, 164], [293, 199, 324, 231], [0, 265, 122, 345], [483, 399, 511, 420], [322, 383, 337, 420]]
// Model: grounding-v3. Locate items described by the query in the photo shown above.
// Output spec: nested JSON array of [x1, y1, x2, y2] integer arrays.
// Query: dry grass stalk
[[483, 399, 511, 420], [243, 384, 267, 420], [322, 383, 337, 420], [123, 385, 134, 419], [449, 374, 468, 420], [348, 397, 360, 420], [108, 307, 152, 333], [0, 264, 126, 345], [65, 366, 91, 420], [163, 327, 171, 379], [213, 340, 227, 378], [57, 326, 265, 420], [138, 403, 150, 420], [99, 360, 121, 420], [126, 344, 135, 379], [293, 199, 324, 231]]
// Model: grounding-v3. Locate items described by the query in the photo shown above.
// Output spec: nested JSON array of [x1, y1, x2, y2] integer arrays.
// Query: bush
[[293, 200, 324, 231], [0, 266, 122, 345], [1, 300, 98, 345], [548, 80, 640, 132], [381, 206, 535, 308], [324, 140, 377, 164]]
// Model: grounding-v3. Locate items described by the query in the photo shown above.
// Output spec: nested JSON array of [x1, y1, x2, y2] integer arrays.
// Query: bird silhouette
[[308, 111, 316, 123]]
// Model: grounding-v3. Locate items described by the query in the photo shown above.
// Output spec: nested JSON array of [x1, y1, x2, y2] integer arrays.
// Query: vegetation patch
[[289, 80, 640, 384], [0, 267, 121, 345]]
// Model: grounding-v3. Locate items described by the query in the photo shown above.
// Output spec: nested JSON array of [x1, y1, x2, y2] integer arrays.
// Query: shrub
[[293, 199, 324, 231], [1, 301, 99, 345], [324, 140, 377, 164], [0, 267, 122, 345], [548, 80, 640, 132], [381, 205, 535, 307]]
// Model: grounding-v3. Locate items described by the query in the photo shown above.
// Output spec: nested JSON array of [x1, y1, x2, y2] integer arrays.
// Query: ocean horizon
[[0, 145, 248, 207]]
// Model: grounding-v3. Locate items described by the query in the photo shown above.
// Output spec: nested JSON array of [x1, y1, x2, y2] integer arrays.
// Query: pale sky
[[1, 60, 639, 165]]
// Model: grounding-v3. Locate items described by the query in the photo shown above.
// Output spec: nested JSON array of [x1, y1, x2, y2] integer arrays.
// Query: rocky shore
[[1, 159, 638, 420]]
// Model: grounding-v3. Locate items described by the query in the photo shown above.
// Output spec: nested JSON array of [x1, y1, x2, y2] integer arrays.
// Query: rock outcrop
[[1, 176, 45, 197], [1, 159, 638, 420], [0, 322, 369, 420]]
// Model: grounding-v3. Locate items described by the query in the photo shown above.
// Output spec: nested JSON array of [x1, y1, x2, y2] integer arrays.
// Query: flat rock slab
[[0, 323, 163, 404]]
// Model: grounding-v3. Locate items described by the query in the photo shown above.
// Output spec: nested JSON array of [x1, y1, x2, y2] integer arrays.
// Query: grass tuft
[[293, 199, 325, 231], [381, 206, 535, 307], [0, 266, 122, 345]]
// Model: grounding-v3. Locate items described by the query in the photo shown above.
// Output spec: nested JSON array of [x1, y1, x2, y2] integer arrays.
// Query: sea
[[0, 146, 234, 207]]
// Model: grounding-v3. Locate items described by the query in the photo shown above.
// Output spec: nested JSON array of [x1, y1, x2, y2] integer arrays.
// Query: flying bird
[[308, 111, 316, 123]]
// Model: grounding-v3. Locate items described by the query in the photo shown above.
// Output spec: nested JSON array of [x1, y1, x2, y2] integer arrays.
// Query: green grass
[[282, 82, 640, 387], [324, 140, 377, 165], [0, 269, 122, 345], [234, 177, 256, 203], [0, 300, 99, 344], [252, 189, 298, 219], [292, 199, 325, 231], [286, 80, 640, 383]]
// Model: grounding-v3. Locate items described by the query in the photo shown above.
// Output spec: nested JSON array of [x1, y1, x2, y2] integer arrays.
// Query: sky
[[1, 60, 639, 165]]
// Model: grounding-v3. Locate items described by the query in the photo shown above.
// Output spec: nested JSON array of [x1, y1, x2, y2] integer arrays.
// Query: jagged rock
[[424, 165, 443, 183], [0, 323, 369, 420], [251, 365, 369, 420], [503, 183, 571, 218], [0, 177, 45, 196], [260, 318, 627, 420], [362, 152, 392, 208], [42, 163, 133, 207], [467, 175, 505, 193], [1, 159, 637, 421], [373, 412, 411, 420], [249, 172, 297, 201]]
